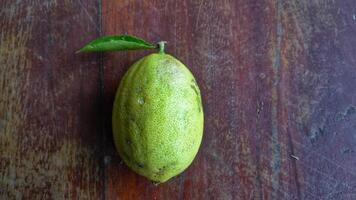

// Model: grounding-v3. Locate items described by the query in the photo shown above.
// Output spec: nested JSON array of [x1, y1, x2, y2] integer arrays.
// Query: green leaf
[[78, 35, 156, 53]]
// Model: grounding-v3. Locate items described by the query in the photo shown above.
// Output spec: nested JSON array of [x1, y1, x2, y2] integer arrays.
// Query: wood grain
[[1, 0, 356, 199], [101, 0, 356, 200], [0, 0, 103, 199]]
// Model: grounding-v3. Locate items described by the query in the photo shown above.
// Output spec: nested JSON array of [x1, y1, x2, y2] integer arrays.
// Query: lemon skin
[[112, 53, 204, 183]]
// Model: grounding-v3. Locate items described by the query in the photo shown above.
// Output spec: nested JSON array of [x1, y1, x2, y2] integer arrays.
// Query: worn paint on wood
[[1, 0, 356, 199]]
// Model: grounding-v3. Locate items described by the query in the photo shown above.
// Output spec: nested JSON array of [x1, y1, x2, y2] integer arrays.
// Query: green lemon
[[112, 52, 204, 183]]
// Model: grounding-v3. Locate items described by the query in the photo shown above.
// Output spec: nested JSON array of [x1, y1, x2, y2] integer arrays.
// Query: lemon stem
[[158, 41, 166, 54]]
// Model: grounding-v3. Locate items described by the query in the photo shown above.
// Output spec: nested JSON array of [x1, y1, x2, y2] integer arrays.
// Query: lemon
[[112, 53, 204, 183]]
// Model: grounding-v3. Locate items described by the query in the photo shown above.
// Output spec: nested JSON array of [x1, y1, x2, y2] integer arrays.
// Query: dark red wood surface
[[1, 0, 356, 199]]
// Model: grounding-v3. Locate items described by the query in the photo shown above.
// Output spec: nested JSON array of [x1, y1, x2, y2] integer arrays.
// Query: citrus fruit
[[112, 53, 204, 183]]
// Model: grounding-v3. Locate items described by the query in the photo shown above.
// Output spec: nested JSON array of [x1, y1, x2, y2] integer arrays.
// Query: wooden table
[[1, 0, 356, 199]]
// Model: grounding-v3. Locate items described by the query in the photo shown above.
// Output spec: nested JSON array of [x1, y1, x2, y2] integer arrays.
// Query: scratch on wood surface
[[43, 0, 58, 9], [272, 136, 355, 191], [78, 0, 100, 33], [269, 0, 283, 198], [195, 0, 205, 28], [267, 137, 354, 199], [291, 155, 299, 160]]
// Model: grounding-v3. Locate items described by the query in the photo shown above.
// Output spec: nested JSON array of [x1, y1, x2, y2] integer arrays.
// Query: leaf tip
[[76, 45, 91, 53]]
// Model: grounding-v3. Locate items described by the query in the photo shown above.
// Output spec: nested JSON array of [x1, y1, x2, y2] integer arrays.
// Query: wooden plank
[[102, 0, 356, 199], [1, 0, 356, 199], [0, 0, 103, 199]]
